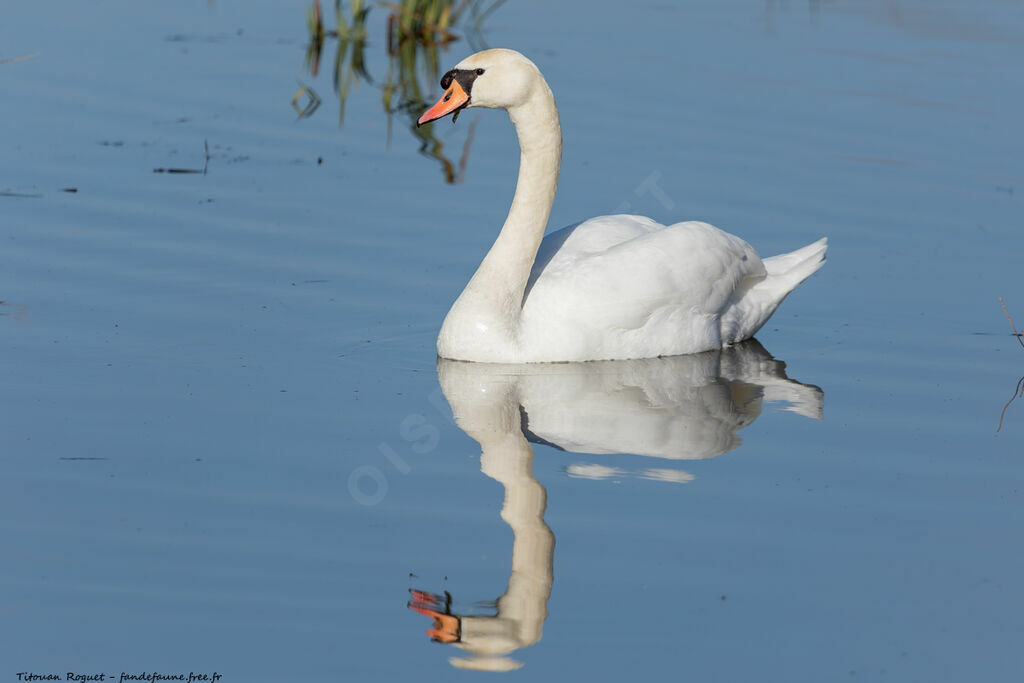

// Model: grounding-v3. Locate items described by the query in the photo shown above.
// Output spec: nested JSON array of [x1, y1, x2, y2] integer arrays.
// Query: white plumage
[[419, 49, 826, 363]]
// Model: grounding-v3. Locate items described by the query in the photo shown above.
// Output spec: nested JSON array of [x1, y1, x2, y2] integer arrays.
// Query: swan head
[[417, 49, 544, 126]]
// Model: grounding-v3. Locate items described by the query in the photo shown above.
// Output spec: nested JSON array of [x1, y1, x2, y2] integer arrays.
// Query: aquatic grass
[[307, 0, 369, 43], [303, 0, 501, 182], [291, 83, 322, 118], [383, 0, 505, 48], [306, 0, 371, 126], [382, 27, 453, 180], [335, 0, 370, 41], [383, 0, 456, 45]]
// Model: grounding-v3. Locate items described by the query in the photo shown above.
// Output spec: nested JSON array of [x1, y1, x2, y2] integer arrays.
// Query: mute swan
[[418, 49, 827, 363]]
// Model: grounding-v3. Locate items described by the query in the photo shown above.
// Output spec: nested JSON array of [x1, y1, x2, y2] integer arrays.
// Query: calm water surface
[[2, 1, 1022, 680]]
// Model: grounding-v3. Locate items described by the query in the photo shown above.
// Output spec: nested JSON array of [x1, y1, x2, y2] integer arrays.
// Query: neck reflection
[[410, 340, 823, 671]]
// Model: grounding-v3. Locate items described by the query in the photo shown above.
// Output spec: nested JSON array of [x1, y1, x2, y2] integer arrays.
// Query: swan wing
[[521, 215, 765, 360]]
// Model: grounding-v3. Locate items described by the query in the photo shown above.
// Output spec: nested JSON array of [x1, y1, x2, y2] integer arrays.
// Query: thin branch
[[997, 375, 1024, 433], [996, 298, 1024, 432], [1000, 297, 1024, 350]]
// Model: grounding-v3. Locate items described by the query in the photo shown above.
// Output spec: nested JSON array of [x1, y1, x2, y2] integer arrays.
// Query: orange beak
[[417, 80, 470, 127], [408, 590, 461, 643], [410, 605, 461, 643]]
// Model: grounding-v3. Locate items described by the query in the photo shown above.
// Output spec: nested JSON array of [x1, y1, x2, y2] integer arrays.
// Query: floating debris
[[154, 139, 211, 175]]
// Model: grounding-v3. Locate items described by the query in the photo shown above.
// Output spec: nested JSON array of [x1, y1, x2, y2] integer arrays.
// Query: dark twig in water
[[997, 298, 1024, 432], [153, 139, 211, 175]]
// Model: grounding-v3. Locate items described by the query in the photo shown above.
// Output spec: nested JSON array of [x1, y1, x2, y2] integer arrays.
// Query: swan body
[[419, 49, 826, 363]]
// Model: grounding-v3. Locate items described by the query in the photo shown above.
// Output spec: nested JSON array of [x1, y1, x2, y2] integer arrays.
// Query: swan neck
[[467, 83, 561, 311]]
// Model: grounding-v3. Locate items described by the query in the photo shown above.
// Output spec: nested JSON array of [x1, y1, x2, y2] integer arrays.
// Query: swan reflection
[[409, 340, 823, 671]]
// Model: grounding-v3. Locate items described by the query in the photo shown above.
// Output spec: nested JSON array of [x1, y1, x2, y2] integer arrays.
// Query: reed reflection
[[409, 340, 823, 670], [302, 0, 504, 183]]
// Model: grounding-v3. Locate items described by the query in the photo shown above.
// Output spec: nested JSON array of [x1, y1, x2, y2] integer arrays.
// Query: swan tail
[[762, 237, 828, 279], [722, 237, 828, 343], [719, 339, 825, 419], [759, 377, 825, 420]]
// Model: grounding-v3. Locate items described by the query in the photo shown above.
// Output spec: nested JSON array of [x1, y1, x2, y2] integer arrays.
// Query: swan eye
[[475, 68, 485, 75]]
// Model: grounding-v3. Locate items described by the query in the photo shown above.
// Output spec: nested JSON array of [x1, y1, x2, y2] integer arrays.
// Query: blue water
[[2, 1, 1022, 680]]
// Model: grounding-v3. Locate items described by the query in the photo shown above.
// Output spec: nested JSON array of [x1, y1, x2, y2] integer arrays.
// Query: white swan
[[419, 49, 826, 363]]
